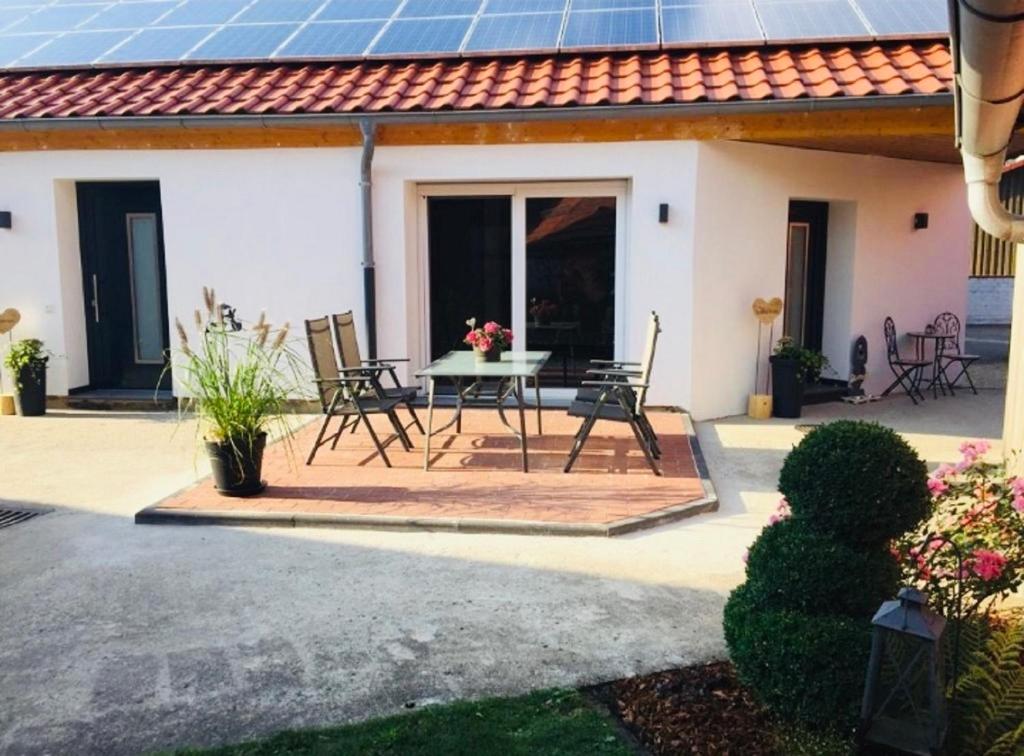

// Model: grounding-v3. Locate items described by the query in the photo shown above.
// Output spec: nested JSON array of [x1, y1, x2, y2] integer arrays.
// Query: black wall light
[[913, 212, 929, 230], [659, 203, 669, 223], [0, 211, 10, 230]]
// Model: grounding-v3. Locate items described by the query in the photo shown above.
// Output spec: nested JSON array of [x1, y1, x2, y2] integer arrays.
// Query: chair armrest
[[363, 358, 410, 364], [581, 379, 649, 388], [586, 367, 642, 377], [590, 359, 640, 366], [314, 375, 370, 385]]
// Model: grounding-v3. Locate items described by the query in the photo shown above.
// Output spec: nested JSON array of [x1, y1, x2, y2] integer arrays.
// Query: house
[[0, 1, 978, 420]]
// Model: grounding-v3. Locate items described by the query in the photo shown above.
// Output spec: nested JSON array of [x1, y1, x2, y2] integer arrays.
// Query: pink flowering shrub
[[897, 440, 1024, 616]]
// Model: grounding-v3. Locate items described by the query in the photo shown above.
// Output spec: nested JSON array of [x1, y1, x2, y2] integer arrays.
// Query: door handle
[[91, 274, 100, 323]]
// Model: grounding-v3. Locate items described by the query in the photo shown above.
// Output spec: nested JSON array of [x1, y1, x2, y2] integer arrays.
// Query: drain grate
[[0, 508, 44, 530]]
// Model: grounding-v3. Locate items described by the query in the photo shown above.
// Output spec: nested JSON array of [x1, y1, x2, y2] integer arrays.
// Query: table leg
[[455, 376, 463, 434], [516, 376, 529, 473], [534, 376, 543, 436], [422, 377, 435, 471]]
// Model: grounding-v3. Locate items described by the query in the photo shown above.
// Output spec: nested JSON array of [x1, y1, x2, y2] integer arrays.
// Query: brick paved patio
[[136, 408, 716, 536]]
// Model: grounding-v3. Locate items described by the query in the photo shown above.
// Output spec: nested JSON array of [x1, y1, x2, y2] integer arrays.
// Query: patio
[[137, 408, 717, 536]]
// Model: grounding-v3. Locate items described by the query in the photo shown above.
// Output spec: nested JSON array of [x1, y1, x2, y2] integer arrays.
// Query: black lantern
[[860, 587, 948, 755]]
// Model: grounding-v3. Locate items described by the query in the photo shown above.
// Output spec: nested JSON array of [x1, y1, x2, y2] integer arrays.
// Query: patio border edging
[[134, 409, 719, 537]]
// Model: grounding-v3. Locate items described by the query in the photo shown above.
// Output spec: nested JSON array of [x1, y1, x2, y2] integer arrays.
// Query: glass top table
[[415, 350, 552, 472]]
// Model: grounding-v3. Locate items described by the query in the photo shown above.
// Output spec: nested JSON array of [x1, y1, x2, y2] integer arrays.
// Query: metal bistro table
[[416, 350, 551, 472], [906, 330, 947, 398]]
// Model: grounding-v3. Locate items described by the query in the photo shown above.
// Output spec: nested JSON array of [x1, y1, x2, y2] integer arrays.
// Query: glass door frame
[[415, 180, 629, 399]]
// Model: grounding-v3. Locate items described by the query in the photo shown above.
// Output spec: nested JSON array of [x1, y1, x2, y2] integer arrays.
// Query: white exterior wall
[[0, 137, 970, 420], [692, 141, 972, 419]]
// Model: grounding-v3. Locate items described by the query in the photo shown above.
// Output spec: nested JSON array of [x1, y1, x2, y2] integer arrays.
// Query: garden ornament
[[749, 297, 783, 419]]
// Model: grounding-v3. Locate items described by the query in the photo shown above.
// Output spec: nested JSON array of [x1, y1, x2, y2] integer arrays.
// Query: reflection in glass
[[784, 222, 809, 345], [525, 197, 616, 387], [127, 213, 164, 363]]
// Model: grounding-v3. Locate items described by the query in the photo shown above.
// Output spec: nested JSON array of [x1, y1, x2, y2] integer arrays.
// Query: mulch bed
[[591, 661, 777, 755]]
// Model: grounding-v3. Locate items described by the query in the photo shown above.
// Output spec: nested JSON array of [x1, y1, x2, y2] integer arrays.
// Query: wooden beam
[[0, 105, 953, 152]]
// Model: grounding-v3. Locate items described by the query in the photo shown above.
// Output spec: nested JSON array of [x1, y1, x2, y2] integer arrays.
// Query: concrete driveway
[[0, 391, 1005, 754]]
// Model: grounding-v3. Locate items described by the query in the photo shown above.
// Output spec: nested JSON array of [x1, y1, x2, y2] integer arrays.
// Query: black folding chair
[[881, 316, 929, 405], [933, 312, 980, 395], [564, 312, 662, 475], [304, 317, 412, 467], [332, 311, 424, 434]]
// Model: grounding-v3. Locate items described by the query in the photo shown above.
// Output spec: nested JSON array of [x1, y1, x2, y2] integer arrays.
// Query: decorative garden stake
[[859, 587, 948, 755], [748, 296, 782, 419]]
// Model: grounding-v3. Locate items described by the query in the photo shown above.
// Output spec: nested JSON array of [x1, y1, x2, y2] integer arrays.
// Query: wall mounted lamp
[[659, 203, 670, 224], [0, 211, 11, 230], [913, 212, 929, 230]]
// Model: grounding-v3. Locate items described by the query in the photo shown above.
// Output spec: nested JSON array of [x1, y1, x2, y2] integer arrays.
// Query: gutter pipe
[[360, 119, 377, 359], [950, 0, 1024, 241]]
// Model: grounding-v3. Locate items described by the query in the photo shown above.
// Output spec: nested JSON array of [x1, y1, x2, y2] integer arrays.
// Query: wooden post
[[1004, 242, 1024, 474]]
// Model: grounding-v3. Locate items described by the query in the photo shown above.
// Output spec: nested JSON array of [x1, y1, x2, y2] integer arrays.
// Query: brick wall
[[968, 277, 1014, 324]]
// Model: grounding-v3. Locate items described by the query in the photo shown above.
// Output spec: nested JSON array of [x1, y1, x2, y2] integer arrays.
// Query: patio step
[[62, 390, 176, 412], [803, 381, 848, 406]]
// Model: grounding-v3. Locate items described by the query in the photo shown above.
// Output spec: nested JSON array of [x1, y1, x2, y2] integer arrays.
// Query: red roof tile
[[0, 41, 952, 122]]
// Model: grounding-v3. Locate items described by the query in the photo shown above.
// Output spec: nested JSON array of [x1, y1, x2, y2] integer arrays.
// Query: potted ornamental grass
[[464, 318, 514, 362], [171, 288, 305, 497], [769, 337, 829, 419], [4, 338, 49, 416]]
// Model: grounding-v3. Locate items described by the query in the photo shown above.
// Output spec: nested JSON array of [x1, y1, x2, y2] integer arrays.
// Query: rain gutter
[[949, 0, 1024, 241], [359, 119, 377, 359], [0, 93, 953, 133]]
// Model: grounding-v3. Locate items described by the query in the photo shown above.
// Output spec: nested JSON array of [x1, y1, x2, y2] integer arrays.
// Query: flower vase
[[475, 346, 501, 363]]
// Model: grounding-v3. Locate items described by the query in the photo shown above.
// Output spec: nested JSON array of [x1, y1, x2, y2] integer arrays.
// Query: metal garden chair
[[304, 317, 412, 467], [564, 311, 662, 475], [332, 311, 424, 434], [933, 311, 980, 395], [881, 316, 929, 405]]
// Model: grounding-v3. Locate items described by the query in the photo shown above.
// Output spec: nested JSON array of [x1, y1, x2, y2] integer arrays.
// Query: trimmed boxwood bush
[[725, 420, 929, 731], [742, 519, 901, 618], [778, 420, 929, 546]]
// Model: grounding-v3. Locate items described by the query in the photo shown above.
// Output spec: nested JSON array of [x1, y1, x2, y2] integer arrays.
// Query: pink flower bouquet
[[464, 318, 514, 362]]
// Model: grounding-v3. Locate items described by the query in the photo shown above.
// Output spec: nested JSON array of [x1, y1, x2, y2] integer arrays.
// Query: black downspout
[[360, 119, 377, 358]]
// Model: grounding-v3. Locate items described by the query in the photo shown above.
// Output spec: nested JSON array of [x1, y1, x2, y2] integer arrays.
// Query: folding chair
[[304, 317, 412, 467], [332, 311, 424, 435], [564, 312, 662, 475], [933, 312, 980, 395], [881, 317, 929, 405]]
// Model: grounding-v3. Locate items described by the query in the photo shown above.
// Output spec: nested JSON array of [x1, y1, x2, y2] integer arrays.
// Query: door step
[[64, 389, 176, 412]]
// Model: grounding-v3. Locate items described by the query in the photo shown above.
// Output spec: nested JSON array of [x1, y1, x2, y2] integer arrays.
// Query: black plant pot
[[770, 356, 804, 419], [205, 433, 267, 497], [14, 360, 47, 416]]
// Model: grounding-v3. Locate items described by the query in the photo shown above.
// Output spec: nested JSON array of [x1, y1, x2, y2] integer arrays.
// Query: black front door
[[77, 182, 170, 390], [784, 200, 829, 351]]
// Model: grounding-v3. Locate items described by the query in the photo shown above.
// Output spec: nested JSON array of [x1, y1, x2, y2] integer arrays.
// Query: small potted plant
[[529, 298, 557, 326], [170, 288, 304, 497], [770, 337, 829, 418], [4, 338, 48, 416], [464, 318, 514, 362]]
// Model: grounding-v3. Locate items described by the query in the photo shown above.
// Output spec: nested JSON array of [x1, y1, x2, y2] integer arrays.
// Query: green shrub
[[743, 519, 900, 618], [726, 420, 929, 731], [778, 420, 929, 546], [724, 584, 871, 728]]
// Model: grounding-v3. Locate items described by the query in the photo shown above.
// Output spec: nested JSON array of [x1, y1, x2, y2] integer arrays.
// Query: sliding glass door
[[421, 182, 625, 392]]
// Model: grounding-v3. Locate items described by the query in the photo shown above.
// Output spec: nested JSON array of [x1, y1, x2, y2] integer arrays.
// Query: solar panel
[[662, 3, 763, 46], [465, 12, 563, 53], [563, 8, 658, 48], [0, 0, 950, 71], [370, 17, 473, 55], [278, 20, 385, 58], [187, 23, 299, 61], [755, 0, 871, 41], [854, 0, 948, 37], [100, 26, 212, 63]]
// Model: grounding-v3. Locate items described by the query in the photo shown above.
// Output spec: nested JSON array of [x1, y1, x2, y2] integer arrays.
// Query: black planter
[[205, 433, 267, 497], [14, 360, 47, 416], [770, 356, 805, 419]]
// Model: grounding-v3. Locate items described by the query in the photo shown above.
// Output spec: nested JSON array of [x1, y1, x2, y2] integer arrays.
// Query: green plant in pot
[[170, 288, 305, 497], [769, 337, 829, 419], [3, 338, 49, 416]]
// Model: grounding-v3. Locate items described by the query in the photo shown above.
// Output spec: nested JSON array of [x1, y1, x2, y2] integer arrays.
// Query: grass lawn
[[173, 689, 635, 756]]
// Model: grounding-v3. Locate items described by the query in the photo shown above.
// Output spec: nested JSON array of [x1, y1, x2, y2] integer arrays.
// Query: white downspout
[[952, 0, 1024, 242]]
